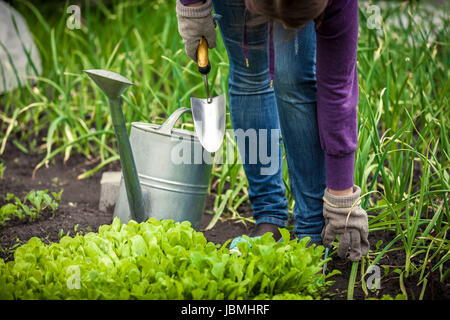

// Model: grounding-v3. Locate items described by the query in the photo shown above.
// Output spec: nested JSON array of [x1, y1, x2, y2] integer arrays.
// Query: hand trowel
[[190, 37, 226, 153]]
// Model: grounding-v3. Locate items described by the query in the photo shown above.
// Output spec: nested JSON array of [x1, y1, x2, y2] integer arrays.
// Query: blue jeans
[[212, 0, 326, 242]]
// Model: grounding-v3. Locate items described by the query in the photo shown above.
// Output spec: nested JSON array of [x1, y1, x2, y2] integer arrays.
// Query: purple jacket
[[315, 0, 358, 190], [180, 0, 359, 190]]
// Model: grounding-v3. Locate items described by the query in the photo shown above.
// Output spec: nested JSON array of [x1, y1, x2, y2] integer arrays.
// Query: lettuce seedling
[[0, 190, 63, 226]]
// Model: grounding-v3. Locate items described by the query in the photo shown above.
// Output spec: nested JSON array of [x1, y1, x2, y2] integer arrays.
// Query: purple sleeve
[[180, 0, 205, 5], [315, 0, 359, 190]]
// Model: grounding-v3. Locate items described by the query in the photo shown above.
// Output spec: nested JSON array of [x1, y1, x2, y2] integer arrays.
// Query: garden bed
[[1, 145, 448, 300]]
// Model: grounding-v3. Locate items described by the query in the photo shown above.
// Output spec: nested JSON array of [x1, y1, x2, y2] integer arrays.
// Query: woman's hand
[[321, 185, 370, 261], [175, 0, 216, 61]]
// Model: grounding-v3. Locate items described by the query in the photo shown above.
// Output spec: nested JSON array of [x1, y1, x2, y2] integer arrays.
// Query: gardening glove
[[321, 185, 370, 261], [175, 0, 217, 61]]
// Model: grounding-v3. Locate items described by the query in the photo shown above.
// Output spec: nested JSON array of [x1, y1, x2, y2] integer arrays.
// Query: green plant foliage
[[0, 218, 336, 300], [0, 190, 62, 226], [0, 162, 5, 179], [366, 294, 407, 300]]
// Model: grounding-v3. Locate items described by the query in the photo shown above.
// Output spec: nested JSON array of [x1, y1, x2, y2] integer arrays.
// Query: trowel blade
[[190, 93, 226, 153]]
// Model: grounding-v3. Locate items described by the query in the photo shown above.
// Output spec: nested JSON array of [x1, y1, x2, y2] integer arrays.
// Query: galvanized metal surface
[[84, 69, 146, 223], [114, 107, 213, 230], [84, 69, 133, 99]]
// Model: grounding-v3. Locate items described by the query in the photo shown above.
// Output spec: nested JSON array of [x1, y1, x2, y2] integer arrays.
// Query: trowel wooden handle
[[197, 37, 211, 75]]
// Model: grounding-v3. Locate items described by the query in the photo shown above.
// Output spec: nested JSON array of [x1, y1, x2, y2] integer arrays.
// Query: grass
[[0, 0, 448, 299]]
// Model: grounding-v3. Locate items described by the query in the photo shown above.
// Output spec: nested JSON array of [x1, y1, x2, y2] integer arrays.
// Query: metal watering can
[[84, 69, 212, 230]]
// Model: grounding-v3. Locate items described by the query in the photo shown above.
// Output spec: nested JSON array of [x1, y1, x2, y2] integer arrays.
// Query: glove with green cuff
[[175, 0, 217, 61], [321, 185, 370, 261]]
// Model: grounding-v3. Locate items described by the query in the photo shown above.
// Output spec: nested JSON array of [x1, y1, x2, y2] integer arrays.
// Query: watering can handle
[[157, 107, 192, 135]]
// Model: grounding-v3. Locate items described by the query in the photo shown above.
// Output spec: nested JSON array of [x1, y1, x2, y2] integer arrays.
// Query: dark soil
[[0, 145, 448, 300]]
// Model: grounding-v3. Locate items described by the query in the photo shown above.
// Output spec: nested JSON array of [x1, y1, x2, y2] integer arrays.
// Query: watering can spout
[[84, 69, 133, 99], [84, 69, 146, 223]]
